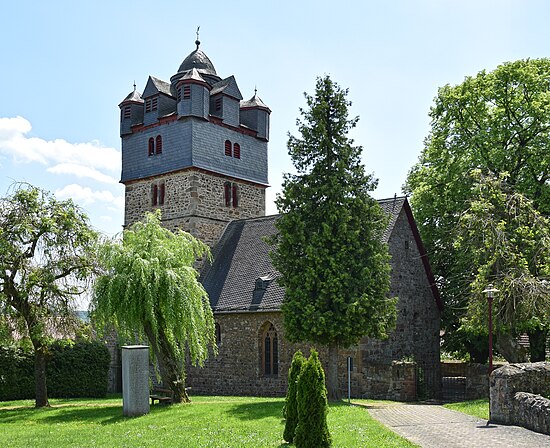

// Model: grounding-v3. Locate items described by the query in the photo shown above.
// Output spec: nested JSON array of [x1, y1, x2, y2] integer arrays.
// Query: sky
[[1, 0, 549, 237]]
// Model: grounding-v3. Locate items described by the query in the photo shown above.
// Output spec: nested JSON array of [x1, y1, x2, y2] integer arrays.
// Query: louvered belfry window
[[233, 143, 240, 159], [156, 135, 162, 154], [225, 140, 232, 156]]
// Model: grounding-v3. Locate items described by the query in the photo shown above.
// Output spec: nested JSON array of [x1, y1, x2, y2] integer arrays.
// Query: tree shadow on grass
[[227, 400, 284, 421], [0, 405, 129, 425]]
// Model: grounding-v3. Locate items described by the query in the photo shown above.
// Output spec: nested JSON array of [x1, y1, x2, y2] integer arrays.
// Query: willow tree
[[0, 184, 99, 407], [272, 76, 396, 400], [92, 210, 216, 403]]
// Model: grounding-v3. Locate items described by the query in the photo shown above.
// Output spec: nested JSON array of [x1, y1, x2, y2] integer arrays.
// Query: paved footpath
[[366, 403, 550, 448]]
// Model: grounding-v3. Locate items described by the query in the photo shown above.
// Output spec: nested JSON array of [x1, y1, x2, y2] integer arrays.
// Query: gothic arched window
[[261, 322, 279, 376], [148, 137, 155, 156], [215, 323, 221, 345], [233, 143, 240, 159]]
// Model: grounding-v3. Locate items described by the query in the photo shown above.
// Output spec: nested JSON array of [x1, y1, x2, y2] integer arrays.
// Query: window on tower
[[123, 106, 131, 119], [148, 138, 155, 156], [224, 182, 239, 208], [233, 143, 240, 159], [183, 85, 191, 99], [224, 140, 232, 157], [152, 182, 166, 206], [156, 135, 162, 154], [215, 97, 222, 112]]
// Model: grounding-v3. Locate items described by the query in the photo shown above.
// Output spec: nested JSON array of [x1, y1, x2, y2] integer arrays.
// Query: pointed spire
[[133, 80, 136, 91], [195, 26, 201, 49]]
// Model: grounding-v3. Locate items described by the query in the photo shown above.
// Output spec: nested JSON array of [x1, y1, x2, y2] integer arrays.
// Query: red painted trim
[[402, 198, 444, 312], [131, 114, 178, 133], [121, 166, 270, 188], [208, 115, 258, 137], [176, 78, 211, 90]]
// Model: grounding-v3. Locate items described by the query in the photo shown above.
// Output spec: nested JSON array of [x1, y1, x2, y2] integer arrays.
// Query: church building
[[119, 38, 442, 400]]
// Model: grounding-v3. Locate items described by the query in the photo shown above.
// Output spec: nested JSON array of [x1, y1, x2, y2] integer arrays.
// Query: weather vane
[[195, 26, 201, 49]]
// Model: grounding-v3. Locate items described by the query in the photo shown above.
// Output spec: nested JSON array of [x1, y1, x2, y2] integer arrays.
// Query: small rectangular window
[[183, 85, 191, 99], [151, 97, 158, 111], [224, 182, 231, 207], [215, 97, 222, 112], [232, 184, 238, 207], [152, 184, 158, 206], [145, 99, 151, 113], [123, 106, 131, 119], [159, 183, 165, 205], [233, 143, 240, 159]]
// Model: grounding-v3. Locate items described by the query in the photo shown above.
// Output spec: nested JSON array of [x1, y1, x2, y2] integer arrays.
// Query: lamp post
[[482, 284, 499, 375]]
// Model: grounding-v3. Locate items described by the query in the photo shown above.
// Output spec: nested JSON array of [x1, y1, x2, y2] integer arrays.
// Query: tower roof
[[118, 87, 143, 106], [177, 44, 217, 77], [240, 92, 271, 112]]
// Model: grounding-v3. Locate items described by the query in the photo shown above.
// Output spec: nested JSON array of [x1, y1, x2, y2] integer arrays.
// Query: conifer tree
[[294, 349, 331, 448], [283, 350, 305, 443], [272, 76, 396, 399]]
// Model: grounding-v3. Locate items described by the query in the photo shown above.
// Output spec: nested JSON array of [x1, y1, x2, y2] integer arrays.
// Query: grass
[[443, 399, 489, 420], [0, 395, 417, 447]]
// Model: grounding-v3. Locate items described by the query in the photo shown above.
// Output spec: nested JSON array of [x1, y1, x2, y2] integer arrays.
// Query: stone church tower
[[119, 38, 270, 246]]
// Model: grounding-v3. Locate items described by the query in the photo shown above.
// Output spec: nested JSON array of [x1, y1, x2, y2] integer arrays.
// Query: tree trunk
[[326, 343, 341, 401], [34, 346, 50, 408], [144, 324, 189, 403], [528, 329, 547, 362], [495, 333, 529, 363]]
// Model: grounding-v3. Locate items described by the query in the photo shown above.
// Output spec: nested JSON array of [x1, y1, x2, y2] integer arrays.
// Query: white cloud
[[0, 116, 120, 172], [55, 184, 124, 209], [47, 163, 118, 185]]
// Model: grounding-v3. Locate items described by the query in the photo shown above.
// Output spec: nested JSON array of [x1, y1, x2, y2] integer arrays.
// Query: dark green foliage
[[272, 76, 396, 398], [273, 76, 396, 348], [295, 350, 331, 448], [0, 341, 110, 400], [0, 345, 34, 400], [283, 350, 305, 442]]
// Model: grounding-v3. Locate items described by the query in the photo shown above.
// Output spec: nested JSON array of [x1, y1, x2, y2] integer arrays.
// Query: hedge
[[0, 340, 110, 401]]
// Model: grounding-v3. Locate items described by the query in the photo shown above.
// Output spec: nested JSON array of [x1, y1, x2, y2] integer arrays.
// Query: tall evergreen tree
[[272, 76, 397, 400], [294, 349, 331, 448], [283, 350, 305, 443], [92, 210, 216, 403]]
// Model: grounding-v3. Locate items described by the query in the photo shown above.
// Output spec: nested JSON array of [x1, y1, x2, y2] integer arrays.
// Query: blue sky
[[1, 0, 549, 236]]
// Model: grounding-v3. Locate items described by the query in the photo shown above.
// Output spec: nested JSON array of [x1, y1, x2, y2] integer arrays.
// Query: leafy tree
[[92, 210, 216, 403], [283, 350, 305, 443], [272, 76, 396, 400], [405, 59, 550, 361], [294, 349, 331, 448], [0, 184, 99, 407], [455, 171, 550, 361]]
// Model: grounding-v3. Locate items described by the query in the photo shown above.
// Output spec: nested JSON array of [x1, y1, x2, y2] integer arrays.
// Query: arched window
[[261, 323, 278, 376], [233, 143, 240, 159], [156, 135, 162, 154], [152, 184, 158, 206], [148, 138, 155, 156], [232, 184, 239, 207], [224, 182, 231, 207], [159, 183, 165, 205], [224, 140, 232, 157], [215, 323, 221, 345]]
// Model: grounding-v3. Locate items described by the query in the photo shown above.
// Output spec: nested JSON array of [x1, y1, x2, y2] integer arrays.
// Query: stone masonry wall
[[186, 312, 418, 400], [360, 207, 441, 398], [124, 169, 265, 246], [490, 362, 550, 435]]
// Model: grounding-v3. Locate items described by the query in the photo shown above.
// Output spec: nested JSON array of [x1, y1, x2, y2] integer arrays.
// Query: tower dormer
[[119, 86, 144, 136], [240, 92, 271, 141], [209, 76, 243, 128], [142, 76, 176, 126], [176, 68, 211, 119]]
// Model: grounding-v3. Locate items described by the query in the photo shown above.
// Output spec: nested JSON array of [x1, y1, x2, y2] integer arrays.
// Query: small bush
[[294, 349, 331, 448], [0, 340, 110, 401], [283, 350, 305, 442]]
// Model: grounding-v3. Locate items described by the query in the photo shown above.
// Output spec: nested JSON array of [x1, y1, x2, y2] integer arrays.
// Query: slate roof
[[119, 88, 143, 106], [240, 93, 271, 112], [200, 196, 408, 313], [178, 48, 217, 76], [210, 76, 243, 100]]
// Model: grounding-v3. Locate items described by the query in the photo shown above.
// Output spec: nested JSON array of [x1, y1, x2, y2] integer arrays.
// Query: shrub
[[0, 340, 110, 401], [283, 350, 305, 442], [295, 349, 331, 448], [0, 345, 35, 400]]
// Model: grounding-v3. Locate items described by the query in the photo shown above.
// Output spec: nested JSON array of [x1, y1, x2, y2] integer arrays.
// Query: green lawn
[[443, 399, 489, 420], [0, 395, 417, 447]]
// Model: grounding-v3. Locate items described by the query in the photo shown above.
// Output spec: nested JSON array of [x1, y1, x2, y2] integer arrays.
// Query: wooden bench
[[150, 387, 174, 405]]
